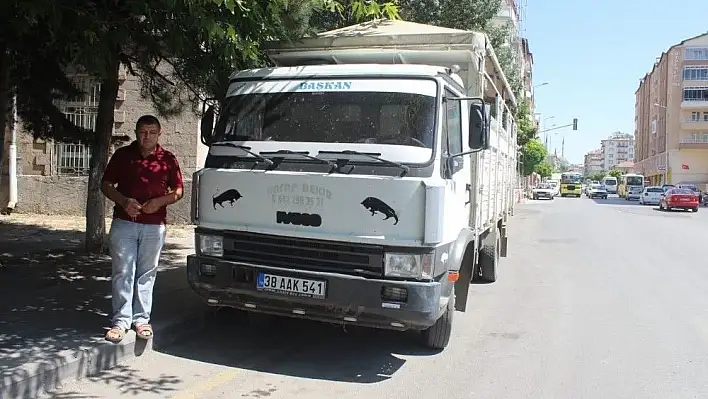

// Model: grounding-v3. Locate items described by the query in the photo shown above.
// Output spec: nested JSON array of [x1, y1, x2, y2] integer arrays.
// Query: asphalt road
[[53, 196, 708, 399]]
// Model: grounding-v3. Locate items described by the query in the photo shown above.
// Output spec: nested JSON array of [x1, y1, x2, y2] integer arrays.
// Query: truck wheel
[[478, 230, 500, 283], [422, 293, 454, 349]]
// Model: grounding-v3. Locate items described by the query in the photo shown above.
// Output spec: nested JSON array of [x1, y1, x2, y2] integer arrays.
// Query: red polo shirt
[[102, 141, 184, 225]]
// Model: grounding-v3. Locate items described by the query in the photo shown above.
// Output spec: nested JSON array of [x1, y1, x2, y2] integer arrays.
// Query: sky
[[525, 0, 707, 164]]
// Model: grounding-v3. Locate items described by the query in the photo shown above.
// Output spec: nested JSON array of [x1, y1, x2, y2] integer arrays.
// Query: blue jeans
[[109, 218, 166, 330]]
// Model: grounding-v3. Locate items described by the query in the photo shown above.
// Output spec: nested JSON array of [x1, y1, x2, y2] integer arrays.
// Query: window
[[691, 111, 701, 121], [54, 77, 99, 176], [688, 132, 708, 143], [441, 89, 463, 175], [683, 87, 708, 101], [704, 112, 708, 122], [683, 67, 708, 81], [684, 47, 708, 61]]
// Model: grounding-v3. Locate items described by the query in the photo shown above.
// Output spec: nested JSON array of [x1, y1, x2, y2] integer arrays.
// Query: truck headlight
[[198, 234, 223, 257], [384, 253, 433, 279]]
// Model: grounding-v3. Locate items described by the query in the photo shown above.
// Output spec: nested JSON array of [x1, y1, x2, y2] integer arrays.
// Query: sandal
[[134, 323, 153, 340], [105, 326, 126, 343]]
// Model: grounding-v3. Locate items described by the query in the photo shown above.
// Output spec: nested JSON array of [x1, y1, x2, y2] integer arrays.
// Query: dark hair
[[135, 115, 161, 131]]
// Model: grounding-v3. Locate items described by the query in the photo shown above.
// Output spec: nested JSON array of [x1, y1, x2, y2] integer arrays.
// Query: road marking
[[169, 368, 243, 399]]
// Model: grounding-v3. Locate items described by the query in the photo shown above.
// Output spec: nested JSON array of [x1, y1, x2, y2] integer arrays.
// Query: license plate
[[680, 198, 691, 202], [257, 273, 326, 299]]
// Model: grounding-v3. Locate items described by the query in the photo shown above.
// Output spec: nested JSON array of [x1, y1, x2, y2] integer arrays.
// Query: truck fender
[[449, 228, 476, 312]]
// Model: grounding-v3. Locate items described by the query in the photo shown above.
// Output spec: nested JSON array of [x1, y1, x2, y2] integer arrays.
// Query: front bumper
[[187, 255, 448, 331]]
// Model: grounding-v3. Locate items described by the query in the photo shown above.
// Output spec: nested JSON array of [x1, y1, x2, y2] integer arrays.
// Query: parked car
[[659, 188, 699, 212], [661, 184, 675, 192], [676, 184, 703, 204], [532, 183, 555, 200], [639, 186, 664, 205], [587, 183, 608, 199]]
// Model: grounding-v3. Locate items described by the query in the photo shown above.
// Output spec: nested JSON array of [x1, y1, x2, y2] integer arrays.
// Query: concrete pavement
[[49, 195, 708, 398], [0, 216, 206, 399]]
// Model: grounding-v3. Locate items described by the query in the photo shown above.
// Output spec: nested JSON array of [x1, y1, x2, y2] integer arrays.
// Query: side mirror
[[468, 103, 489, 151], [200, 105, 215, 146]]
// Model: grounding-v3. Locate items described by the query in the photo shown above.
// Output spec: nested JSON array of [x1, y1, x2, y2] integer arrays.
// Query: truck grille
[[222, 231, 384, 276]]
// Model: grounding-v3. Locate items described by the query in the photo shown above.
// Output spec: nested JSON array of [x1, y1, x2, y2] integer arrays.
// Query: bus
[[602, 176, 618, 194], [618, 173, 645, 200], [560, 172, 583, 197]]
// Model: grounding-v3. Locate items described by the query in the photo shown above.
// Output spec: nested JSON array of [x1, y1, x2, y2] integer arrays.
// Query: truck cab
[[186, 21, 516, 349]]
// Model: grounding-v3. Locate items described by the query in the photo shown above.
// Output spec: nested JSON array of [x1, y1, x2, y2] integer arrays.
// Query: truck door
[[441, 89, 471, 231], [442, 89, 473, 311]]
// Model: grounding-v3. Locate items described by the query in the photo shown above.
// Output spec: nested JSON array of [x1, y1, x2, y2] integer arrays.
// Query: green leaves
[[521, 139, 548, 177]]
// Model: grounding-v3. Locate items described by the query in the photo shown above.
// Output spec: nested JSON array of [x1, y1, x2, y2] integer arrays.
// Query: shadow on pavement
[[591, 197, 642, 206], [48, 364, 182, 399], [161, 308, 440, 384], [0, 217, 191, 398]]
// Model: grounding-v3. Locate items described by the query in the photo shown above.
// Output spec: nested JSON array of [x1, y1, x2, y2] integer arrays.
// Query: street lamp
[[534, 82, 549, 88]]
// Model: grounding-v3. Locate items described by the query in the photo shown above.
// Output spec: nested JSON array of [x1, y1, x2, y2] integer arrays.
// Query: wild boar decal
[[361, 197, 399, 225], [213, 189, 243, 209]]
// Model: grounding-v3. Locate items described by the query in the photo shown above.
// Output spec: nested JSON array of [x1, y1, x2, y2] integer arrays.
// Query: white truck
[[187, 20, 518, 349]]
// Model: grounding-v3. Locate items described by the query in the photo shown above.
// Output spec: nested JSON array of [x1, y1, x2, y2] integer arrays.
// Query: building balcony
[[678, 135, 708, 149], [681, 100, 708, 109], [680, 118, 708, 130]]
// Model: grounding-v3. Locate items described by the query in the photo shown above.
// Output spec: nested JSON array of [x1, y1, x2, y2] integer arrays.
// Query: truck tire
[[422, 293, 454, 349], [478, 230, 500, 283]]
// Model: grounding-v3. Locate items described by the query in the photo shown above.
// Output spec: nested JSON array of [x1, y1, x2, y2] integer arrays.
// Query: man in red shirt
[[101, 115, 184, 343]]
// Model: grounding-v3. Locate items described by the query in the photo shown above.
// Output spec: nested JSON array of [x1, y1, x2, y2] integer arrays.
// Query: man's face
[[136, 123, 161, 151]]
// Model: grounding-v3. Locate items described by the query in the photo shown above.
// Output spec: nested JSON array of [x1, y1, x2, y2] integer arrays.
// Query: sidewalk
[[0, 215, 207, 399]]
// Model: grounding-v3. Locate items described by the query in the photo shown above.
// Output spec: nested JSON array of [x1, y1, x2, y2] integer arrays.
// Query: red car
[[659, 188, 699, 212]]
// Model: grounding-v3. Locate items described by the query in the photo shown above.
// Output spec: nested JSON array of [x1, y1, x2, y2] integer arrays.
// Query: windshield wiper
[[211, 142, 274, 166], [319, 150, 410, 177], [259, 150, 338, 173]]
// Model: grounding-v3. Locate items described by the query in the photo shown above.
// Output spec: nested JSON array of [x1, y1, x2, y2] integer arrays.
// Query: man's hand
[[122, 198, 142, 218], [141, 199, 162, 214]]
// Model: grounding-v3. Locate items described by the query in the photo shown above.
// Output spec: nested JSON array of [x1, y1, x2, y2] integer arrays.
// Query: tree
[[520, 139, 546, 176], [609, 169, 623, 179], [534, 160, 552, 178], [4, 0, 400, 253], [515, 99, 537, 147], [588, 171, 605, 182]]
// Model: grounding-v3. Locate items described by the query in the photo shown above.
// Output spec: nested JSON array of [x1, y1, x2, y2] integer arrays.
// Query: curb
[[0, 289, 206, 399]]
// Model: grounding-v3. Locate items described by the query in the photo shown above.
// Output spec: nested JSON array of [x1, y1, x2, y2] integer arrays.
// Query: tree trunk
[[84, 58, 120, 253], [0, 44, 9, 164]]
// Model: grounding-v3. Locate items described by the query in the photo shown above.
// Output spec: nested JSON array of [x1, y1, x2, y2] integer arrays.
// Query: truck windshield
[[625, 176, 643, 186], [212, 88, 436, 149]]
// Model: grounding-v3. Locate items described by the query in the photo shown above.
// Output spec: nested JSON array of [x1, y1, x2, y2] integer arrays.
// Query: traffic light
[[572, 118, 578, 130]]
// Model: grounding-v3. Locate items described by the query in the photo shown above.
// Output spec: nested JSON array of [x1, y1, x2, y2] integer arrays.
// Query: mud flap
[[453, 252, 474, 312], [499, 225, 508, 258]]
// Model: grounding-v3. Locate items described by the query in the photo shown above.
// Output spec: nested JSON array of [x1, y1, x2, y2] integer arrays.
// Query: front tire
[[421, 293, 454, 349]]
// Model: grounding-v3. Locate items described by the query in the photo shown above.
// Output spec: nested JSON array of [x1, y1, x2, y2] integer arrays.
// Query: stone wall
[[0, 63, 208, 224], [0, 175, 193, 225]]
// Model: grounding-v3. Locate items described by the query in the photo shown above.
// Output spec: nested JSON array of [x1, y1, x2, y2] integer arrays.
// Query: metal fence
[[53, 77, 100, 176]]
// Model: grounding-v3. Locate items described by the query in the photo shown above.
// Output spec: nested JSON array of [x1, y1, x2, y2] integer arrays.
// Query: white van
[[602, 176, 618, 194]]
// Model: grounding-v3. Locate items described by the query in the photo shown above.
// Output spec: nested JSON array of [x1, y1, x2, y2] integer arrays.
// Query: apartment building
[[601, 132, 635, 171], [492, 0, 536, 109], [583, 149, 603, 175], [634, 32, 708, 186]]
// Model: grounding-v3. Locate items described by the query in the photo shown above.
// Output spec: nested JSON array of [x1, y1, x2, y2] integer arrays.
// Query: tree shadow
[[0, 218, 191, 398], [160, 308, 442, 385]]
